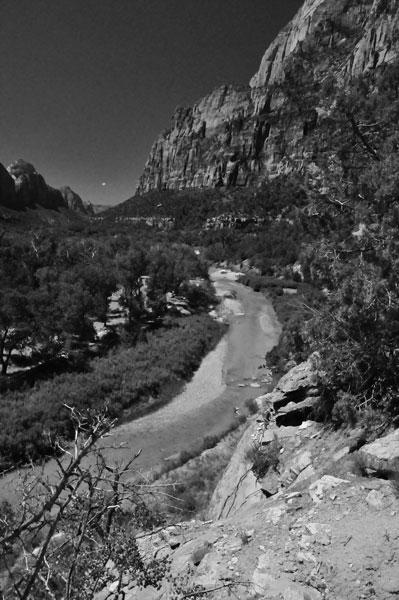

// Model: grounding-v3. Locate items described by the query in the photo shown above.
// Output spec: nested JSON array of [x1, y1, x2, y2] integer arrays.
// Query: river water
[[95, 268, 281, 473], [0, 269, 280, 498]]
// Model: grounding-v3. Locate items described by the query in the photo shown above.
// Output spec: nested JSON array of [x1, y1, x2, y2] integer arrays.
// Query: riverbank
[[0, 314, 226, 471], [0, 269, 280, 502], [94, 268, 281, 474]]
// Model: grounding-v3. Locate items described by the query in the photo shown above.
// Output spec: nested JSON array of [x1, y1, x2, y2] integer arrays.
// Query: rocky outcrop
[[138, 85, 255, 192], [209, 361, 323, 520], [359, 429, 399, 475], [1, 159, 91, 215], [259, 357, 320, 426], [92, 356, 399, 600], [137, 0, 399, 194], [0, 163, 18, 209], [59, 186, 94, 215], [102, 418, 399, 600], [208, 423, 262, 521]]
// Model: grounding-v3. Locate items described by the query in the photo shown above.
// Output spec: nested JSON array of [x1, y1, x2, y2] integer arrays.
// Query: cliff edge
[[137, 0, 399, 194], [97, 360, 399, 599]]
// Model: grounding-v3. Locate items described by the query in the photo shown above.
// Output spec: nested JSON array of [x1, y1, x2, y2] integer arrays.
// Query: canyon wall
[[137, 0, 399, 194]]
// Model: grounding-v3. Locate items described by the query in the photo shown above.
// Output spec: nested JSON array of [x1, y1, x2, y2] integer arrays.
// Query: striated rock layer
[[137, 0, 399, 194]]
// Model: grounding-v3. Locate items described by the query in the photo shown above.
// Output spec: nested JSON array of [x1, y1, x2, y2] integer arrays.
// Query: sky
[[1, 0, 303, 206]]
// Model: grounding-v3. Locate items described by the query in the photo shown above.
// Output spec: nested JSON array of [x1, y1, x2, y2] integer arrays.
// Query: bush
[[244, 438, 281, 480], [245, 398, 259, 415]]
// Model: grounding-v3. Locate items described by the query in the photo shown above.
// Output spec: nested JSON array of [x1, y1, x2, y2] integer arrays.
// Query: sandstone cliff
[[0, 159, 91, 215], [137, 0, 399, 194]]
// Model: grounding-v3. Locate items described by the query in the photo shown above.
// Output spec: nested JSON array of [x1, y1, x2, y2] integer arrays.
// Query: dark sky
[[1, 0, 303, 206]]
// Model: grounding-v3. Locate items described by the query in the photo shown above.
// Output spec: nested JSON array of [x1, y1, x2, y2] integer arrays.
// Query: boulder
[[365, 489, 385, 510], [252, 552, 322, 599], [281, 450, 315, 487], [259, 470, 280, 497], [261, 425, 298, 444], [261, 358, 320, 420], [191, 542, 212, 566], [309, 475, 348, 503], [276, 397, 319, 427], [359, 430, 399, 475]]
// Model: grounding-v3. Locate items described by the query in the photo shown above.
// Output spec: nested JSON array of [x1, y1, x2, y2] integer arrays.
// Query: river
[[94, 268, 281, 472], [0, 269, 280, 498]]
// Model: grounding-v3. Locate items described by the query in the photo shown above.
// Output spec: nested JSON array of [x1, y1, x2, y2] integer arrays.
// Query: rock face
[[59, 186, 94, 215], [359, 429, 399, 475], [105, 417, 399, 599], [137, 0, 399, 194], [1, 159, 90, 214], [259, 356, 320, 426], [0, 163, 18, 209]]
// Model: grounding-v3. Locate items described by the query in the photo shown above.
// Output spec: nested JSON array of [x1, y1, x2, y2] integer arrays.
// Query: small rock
[[168, 536, 181, 549], [263, 505, 285, 524], [108, 581, 119, 593], [298, 535, 313, 549], [333, 447, 350, 462], [299, 420, 316, 428], [284, 539, 296, 553], [359, 430, 399, 474], [365, 489, 385, 509], [305, 523, 331, 545], [295, 464, 316, 483], [309, 475, 348, 503], [191, 542, 212, 566], [286, 492, 302, 500], [259, 471, 280, 497], [282, 563, 298, 573], [380, 574, 399, 593], [297, 550, 317, 563]]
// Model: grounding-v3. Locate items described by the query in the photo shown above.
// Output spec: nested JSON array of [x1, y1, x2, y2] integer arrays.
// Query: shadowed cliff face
[[137, 0, 399, 194], [0, 159, 92, 214]]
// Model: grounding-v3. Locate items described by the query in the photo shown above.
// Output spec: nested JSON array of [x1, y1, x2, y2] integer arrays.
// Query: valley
[[3, 0, 399, 597], [0, 268, 280, 501], [96, 268, 281, 474]]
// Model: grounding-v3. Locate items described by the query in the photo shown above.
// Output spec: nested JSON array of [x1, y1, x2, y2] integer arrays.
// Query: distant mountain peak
[[0, 160, 92, 219]]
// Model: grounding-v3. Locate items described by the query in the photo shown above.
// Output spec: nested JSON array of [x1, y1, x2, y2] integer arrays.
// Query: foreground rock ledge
[[96, 360, 399, 600]]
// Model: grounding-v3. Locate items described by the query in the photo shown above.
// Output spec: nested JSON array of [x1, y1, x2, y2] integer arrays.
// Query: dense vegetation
[[0, 228, 223, 467], [0, 315, 225, 467]]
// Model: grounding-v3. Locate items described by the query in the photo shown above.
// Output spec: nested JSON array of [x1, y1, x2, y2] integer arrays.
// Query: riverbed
[[95, 268, 281, 473]]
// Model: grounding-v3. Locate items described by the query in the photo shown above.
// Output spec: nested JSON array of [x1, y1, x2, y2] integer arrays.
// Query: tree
[[0, 290, 34, 375], [303, 230, 399, 424], [0, 407, 168, 599], [117, 249, 148, 326]]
